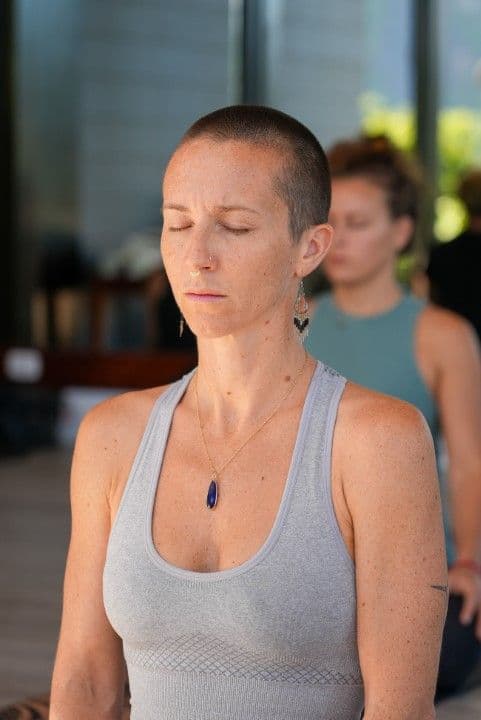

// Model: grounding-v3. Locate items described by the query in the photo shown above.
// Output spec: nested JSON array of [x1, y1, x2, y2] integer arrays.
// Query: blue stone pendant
[[206, 478, 218, 509]]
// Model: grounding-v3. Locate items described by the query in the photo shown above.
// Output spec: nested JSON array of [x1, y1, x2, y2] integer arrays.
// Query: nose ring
[[190, 270, 200, 277]]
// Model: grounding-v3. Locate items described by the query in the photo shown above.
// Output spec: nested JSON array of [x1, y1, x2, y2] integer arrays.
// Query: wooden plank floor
[[0, 448, 480, 717], [0, 449, 71, 706]]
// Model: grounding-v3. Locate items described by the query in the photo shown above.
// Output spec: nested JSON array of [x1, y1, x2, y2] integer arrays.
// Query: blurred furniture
[[38, 232, 91, 349], [88, 270, 166, 351], [0, 346, 197, 389]]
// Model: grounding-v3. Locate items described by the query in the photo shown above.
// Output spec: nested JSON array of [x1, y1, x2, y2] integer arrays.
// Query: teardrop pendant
[[206, 478, 218, 509]]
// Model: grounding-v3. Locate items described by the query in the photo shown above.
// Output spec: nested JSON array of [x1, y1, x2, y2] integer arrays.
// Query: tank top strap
[[109, 368, 196, 535], [299, 362, 347, 470], [284, 361, 351, 567]]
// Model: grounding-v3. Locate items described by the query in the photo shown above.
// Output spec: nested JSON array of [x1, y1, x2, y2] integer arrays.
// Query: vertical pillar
[[241, 0, 267, 104], [0, 0, 16, 343], [413, 0, 439, 248]]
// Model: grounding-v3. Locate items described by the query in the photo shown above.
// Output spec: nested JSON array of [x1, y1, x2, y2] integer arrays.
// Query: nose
[[186, 225, 216, 273], [189, 251, 216, 279], [190, 255, 214, 277]]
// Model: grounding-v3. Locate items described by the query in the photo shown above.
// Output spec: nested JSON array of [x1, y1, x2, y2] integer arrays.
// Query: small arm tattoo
[[430, 584, 448, 595]]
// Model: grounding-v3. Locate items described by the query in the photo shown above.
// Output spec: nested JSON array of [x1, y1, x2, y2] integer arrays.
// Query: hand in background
[[448, 565, 481, 640]]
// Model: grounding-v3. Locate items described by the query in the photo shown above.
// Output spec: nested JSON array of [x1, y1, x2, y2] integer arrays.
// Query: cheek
[[346, 227, 389, 258], [161, 235, 182, 272], [160, 242, 184, 303]]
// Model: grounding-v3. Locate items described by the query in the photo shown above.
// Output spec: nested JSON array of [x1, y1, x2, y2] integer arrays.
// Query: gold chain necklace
[[195, 353, 308, 509]]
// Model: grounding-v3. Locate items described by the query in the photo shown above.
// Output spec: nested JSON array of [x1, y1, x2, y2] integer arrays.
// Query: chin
[[186, 319, 236, 340], [324, 268, 359, 286]]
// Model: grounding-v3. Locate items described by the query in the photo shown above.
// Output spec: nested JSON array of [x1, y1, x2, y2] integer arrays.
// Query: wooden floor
[[0, 449, 70, 706], [0, 448, 480, 717]]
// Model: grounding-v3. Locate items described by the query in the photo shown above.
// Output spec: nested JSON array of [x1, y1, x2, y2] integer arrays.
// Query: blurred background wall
[[1, 0, 481, 712], [0, 0, 480, 428], [5, 0, 480, 352]]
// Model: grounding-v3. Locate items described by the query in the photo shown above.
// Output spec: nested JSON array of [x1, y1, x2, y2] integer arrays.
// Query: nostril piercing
[[190, 270, 200, 277]]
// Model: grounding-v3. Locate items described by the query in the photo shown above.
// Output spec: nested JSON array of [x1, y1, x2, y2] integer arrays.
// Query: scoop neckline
[[144, 360, 323, 582]]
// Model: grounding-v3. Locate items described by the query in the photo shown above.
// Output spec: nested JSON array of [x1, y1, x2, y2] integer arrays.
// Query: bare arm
[[340, 393, 447, 719], [435, 316, 481, 560], [421, 308, 481, 635], [50, 400, 129, 719]]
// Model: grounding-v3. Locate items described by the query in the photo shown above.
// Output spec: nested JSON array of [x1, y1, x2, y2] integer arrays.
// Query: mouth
[[184, 290, 227, 301]]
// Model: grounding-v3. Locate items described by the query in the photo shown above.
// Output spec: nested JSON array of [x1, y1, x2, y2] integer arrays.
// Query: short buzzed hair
[[180, 105, 331, 242], [327, 135, 421, 223]]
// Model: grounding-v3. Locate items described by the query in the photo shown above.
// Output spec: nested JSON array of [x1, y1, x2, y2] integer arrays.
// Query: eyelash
[[168, 225, 251, 235], [224, 226, 251, 235]]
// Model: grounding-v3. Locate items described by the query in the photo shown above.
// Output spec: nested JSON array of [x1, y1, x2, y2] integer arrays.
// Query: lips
[[184, 289, 226, 297]]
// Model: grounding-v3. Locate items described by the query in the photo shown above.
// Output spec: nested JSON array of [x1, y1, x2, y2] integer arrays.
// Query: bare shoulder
[[418, 303, 479, 349], [72, 384, 172, 506], [80, 384, 168, 437], [78, 384, 169, 453], [337, 380, 433, 450], [335, 381, 437, 509]]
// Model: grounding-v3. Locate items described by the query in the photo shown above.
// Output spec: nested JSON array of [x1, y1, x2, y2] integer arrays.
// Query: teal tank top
[[307, 292, 454, 564], [307, 292, 437, 433]]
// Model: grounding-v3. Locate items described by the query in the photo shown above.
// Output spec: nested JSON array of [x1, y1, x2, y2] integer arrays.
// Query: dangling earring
[[294, 279, 309, 342], [179, 314, 185, 338]]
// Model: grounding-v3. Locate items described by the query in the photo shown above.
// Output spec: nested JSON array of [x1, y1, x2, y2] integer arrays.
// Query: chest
[[103, 373, 360, 670], [150, 408, 302, 573]]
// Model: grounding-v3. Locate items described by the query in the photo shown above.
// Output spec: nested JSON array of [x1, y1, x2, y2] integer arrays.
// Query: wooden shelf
[[0, 346, 197, 389]]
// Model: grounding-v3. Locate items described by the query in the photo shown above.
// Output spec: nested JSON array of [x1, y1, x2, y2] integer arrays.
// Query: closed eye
[[221, 225, 251, 235], [168, 224, 251, 234], [347, 219, 370, 229]]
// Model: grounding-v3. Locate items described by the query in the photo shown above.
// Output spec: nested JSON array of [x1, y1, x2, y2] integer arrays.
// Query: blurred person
[[50, 108, 447, 720], [427, 169, 481, 340], [307, 136, 481, 700]]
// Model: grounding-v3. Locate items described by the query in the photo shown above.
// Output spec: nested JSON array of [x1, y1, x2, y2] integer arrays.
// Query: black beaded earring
[[294, 280, 309, 342]]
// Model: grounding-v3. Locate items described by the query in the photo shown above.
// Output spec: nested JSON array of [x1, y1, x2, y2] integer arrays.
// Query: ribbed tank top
[[103, 361, 364, 720]]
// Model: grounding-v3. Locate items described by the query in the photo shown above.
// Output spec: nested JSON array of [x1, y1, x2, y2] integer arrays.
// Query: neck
[[331, 269, 403, 317], [193, 315, 313, 434]]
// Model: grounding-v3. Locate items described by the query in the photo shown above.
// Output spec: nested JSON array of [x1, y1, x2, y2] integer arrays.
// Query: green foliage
[[434, 195, 468, 242], [359, 93, 481, 242], [438, 108, 481, 195], [359, 93, 415, 151]]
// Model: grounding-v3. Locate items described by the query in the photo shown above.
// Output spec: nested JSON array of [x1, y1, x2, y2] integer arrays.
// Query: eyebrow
[[163, 203, 260, 215]]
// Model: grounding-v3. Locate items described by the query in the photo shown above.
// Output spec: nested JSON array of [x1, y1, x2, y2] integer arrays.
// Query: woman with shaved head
[[50, 106, 447, 720]]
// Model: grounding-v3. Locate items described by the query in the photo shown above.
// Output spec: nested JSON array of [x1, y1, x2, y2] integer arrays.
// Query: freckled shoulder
[[333, 381, 437, 513], [73, 384, 171, 511]]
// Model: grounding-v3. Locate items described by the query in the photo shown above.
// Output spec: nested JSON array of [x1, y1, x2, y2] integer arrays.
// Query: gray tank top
[[103, 361, 364, 719]]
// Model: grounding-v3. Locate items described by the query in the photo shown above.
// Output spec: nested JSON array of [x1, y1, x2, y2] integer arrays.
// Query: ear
[[393, 215, 414, 253], [295, 223, 333, 277]]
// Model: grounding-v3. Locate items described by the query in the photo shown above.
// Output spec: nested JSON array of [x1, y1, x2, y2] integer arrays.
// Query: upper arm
[[51, 398, 129, 711], [427, 309, 481, 476], [341, 393, 447, 715]]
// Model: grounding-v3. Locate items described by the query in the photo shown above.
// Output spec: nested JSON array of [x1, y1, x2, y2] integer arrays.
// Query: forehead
[[163, 138, 286, 212], [331, 176, 388, 210]]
